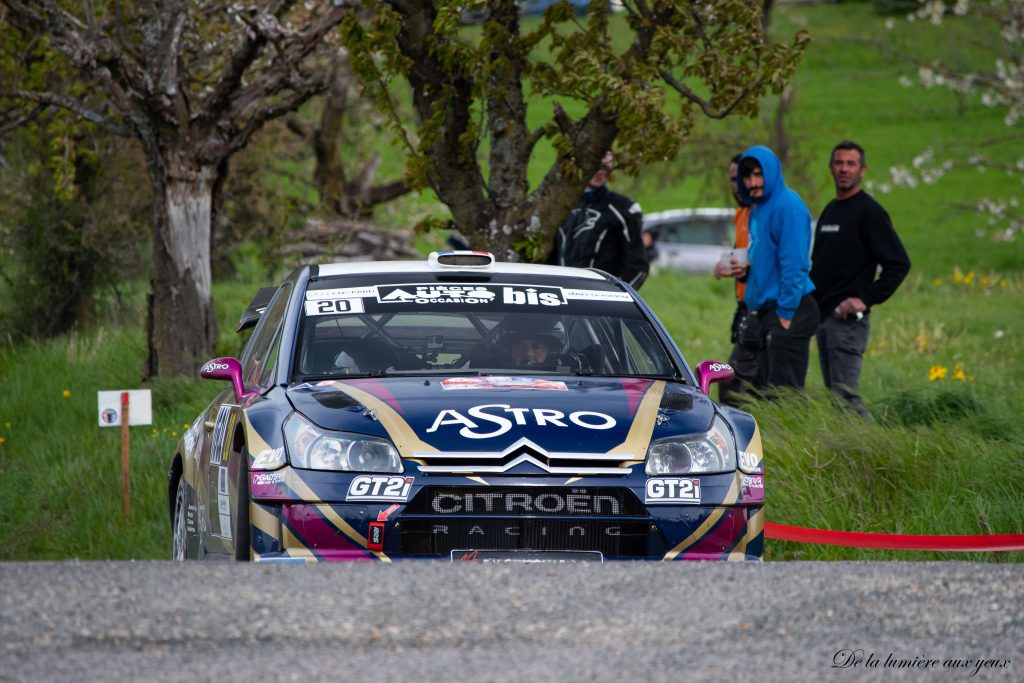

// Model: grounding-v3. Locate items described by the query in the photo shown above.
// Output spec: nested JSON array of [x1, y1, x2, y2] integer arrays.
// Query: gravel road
[[1, 561, 1021, 682]]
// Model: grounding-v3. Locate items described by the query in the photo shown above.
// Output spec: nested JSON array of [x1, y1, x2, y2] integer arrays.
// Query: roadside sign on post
[[97, 390, 152, 427], [98, 389, 152, 517]]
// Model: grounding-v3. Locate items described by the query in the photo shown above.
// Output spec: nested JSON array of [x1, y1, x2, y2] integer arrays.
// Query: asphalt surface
[[1, 561, 1021, 682]]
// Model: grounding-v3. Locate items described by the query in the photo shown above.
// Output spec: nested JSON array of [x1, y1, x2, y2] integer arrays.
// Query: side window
[[621, 320, 675, 376], [240, 283, 292, 388]]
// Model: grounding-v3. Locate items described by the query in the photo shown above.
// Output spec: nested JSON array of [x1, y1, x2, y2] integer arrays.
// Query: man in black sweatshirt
[[811, 140, 911, 419], [549, 151, 649, 290]]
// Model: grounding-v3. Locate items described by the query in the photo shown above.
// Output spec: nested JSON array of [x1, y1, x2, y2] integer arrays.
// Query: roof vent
[[428, 250, 495, 270]]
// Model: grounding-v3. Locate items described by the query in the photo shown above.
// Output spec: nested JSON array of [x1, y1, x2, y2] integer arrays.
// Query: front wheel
[[172, 478, 188, 561]]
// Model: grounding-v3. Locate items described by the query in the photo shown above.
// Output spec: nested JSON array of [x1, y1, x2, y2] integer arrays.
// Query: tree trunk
[[145, 158, 217, 378]]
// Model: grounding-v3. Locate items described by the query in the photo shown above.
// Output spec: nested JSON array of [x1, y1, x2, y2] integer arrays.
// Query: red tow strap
[[764, 522, 1024, 552]]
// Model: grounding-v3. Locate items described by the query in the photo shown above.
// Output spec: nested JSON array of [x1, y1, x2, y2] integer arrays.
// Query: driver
[[508, 332, 560, 370]]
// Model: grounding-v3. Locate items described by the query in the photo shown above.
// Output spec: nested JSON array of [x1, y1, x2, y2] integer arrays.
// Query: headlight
[[645, 416, 736, 475], [284, 413, 402, 473]]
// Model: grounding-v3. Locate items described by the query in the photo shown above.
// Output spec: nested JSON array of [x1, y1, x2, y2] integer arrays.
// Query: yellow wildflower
[[929, 365, 948, 381], [183, 423, 190, 429], [980, 276, 991, 286], [952, 364, 967, 381], [963, 271, 974, 284], [4, 421, 9, 428], [1001, 279, 1008, 288], [0, 436, 5, 446], [933, 278, 942, 286], [915, 334, 928, 352], [171, 431, 178, 437], [62, 389, 71, 398], [952, 267, 963, 283]]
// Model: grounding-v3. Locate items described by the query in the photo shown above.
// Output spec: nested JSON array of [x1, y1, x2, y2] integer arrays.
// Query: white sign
[[97, 390, 153, 427]]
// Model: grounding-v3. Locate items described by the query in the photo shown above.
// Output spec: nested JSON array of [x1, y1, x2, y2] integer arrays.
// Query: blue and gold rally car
[[169, 251, 764, 562]]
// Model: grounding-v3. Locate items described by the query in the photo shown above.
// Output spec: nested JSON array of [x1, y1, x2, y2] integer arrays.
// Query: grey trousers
[[816, 313, 872, 418]]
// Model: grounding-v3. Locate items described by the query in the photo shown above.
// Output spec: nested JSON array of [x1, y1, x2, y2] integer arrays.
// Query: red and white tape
[[764, 522, 1024, 552]]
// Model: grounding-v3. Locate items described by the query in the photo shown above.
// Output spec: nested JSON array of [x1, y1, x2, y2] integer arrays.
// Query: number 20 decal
[[304, 298, 365, 316]]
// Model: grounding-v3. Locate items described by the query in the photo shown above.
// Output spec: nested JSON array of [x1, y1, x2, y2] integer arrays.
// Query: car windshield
[[293, 276, 680, 380]]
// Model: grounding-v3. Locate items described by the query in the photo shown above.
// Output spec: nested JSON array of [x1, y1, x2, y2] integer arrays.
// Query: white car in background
[[643, 208, 735, 274]]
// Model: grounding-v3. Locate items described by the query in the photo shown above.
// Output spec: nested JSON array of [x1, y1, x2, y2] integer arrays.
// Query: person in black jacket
[[811, 141, 911, 419], [549, 151, 649, 289]]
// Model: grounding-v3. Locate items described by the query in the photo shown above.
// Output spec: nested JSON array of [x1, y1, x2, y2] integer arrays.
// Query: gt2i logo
[[304, 298, 364, 316], [346, 475, 414, 502], [645, 478, 701, 504], [426, 404, 616, 439], [739, 451, 762, 472]]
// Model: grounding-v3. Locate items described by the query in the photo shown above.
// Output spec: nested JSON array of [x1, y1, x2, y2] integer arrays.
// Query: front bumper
[[247, 468, 764, 562]]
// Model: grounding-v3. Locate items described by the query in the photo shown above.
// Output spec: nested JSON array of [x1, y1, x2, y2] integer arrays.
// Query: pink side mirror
[[200, 357, 244, 401], [694, 360, 736, 396]]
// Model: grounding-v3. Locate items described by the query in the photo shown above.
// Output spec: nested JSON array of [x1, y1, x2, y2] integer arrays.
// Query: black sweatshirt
[[810, 190, 911, 318], [549, 184, 649, 290]]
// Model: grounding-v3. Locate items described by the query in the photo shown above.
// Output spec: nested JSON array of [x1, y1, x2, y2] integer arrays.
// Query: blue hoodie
[[737, 146, 815, 320]]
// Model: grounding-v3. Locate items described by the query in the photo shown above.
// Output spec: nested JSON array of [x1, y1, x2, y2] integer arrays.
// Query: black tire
[[233, 454, 251, 561], [172, 478, 188, 561]]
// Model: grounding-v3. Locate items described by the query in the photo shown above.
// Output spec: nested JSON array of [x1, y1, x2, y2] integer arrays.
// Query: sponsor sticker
[[440, 377, 568, 391], [182, 413, 204, 455], [378, 284, 497, 305], [217, 466, 229, 495], [201, 360, 231, 374], [210, 405, 233, 466], [739, 451, 762, 472], [562, 289, 634, 302], [252, 447, 285, 469], [741, 474, 764, 489], [304, 298, 365, 316], [253, 471, 285, 486], [306, 286, 378, 301], [375, 284, 568, 307], [346, 475, 415, 502], [426, 404, 616, 439], [645, 478, 702, 504]]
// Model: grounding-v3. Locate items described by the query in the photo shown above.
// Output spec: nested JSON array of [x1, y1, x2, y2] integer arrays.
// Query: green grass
[[2, 3, 1023, 561]]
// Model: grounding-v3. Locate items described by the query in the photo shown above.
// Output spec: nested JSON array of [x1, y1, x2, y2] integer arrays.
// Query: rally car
[[168, 251, 764, 562]]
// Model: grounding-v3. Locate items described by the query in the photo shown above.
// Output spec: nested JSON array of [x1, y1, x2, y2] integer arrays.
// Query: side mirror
[[694, 360, 735, 396], [200, 357, 244, 401]]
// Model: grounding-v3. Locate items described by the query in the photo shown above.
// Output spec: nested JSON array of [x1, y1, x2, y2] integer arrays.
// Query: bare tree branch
[[658, 68, 759, 119], [4, 89, 131, 135]]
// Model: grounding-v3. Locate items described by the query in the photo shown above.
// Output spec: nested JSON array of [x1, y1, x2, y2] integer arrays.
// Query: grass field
[[1, 2, 1021, 561]]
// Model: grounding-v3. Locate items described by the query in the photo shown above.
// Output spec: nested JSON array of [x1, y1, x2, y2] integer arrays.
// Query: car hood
[[287, 376, 715, 457]]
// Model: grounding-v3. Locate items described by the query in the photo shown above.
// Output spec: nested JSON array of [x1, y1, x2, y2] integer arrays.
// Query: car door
[[200, 283, 292, 556]]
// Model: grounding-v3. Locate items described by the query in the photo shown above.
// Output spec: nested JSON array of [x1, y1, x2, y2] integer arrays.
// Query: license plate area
[[451, 549, 604, 563]]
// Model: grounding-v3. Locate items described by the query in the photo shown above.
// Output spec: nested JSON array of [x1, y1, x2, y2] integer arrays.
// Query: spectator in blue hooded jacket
[[737, 146, 819, 390]]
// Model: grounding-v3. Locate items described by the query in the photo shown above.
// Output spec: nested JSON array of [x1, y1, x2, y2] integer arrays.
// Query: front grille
[[404, 486, 646, 517], [399, 519, 650, 558]]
